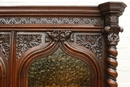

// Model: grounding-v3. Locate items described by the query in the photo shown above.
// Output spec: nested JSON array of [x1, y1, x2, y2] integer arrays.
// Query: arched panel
[[16, 42, 59, 87], [0, 2, 126, 87], [28, 48, 92, 87], [0, 52, 7, 87], [16, 41, 101, 87], [59, 42, 101, 87]]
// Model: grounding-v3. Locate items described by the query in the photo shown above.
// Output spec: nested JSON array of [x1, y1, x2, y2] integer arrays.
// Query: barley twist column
[[99, 2, 126, 87], [104, 26, 123, 87]]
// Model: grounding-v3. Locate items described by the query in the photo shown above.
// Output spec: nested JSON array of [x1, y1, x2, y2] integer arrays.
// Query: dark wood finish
[[0, 51, 8, 87], [99, 2, 127, 87], [0, 2, 126, 87], [0, 6, 101, 17], [9, 31, 16, 87]]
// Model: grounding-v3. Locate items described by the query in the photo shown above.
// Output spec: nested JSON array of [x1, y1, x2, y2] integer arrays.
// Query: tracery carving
[[0, 17, 103, 25], [104, 26, 123, 44], [46, 31, 71, 42], [16, 34, 42, 58], [0, 34, 10, 59], [73, 34, 102, 59]]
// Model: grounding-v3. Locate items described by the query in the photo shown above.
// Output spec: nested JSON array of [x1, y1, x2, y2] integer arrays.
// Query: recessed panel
[[28, 48, 91, 87]]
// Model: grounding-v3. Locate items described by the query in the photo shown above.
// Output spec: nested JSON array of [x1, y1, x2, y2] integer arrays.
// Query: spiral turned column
[[104, 26, 123, 87], [98, 2, 127, 87]]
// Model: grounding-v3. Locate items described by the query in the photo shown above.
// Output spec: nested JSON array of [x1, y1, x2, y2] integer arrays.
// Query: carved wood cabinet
[[0, 2, 126, 87]]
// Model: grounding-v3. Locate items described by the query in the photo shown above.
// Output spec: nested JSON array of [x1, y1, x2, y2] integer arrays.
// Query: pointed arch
[[59, 42, 102, 87], [16, 41, 102, 87]]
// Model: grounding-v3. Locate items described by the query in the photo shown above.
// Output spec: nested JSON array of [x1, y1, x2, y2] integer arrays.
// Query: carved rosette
[[0, 34, 10, 59], [46, 31, 71, 42]]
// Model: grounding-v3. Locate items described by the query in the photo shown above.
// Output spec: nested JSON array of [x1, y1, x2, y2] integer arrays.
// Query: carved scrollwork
[[46, 31, 71, 42], [16, 34, 42, 58], [0, 34, 10, 59]]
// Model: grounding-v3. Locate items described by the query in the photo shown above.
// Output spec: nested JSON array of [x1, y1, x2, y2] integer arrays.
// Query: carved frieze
[[16, 34, 42, 58], [0, 34, 10, 59], [0, 17, 104, 25], [71, 33, 102, 59]]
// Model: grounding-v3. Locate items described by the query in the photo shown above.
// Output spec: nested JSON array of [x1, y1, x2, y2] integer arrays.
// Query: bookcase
[[0, 2, 126, 87]]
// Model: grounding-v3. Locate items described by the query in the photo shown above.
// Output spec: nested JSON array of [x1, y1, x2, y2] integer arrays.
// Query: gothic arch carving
[[16, 41, 101, 87], [0, 2, 126, 87]]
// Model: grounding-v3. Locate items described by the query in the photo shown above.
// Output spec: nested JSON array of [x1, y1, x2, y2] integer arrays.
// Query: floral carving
[[0, 34, 10, 59], [74, 34, 102, 59], [46, 31, 71, 42], [16, 34, 42, 58], [0, 17, 104, 25]]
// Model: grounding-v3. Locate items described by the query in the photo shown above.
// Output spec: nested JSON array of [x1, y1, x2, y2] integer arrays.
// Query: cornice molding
[[99, 2, 127, 16]]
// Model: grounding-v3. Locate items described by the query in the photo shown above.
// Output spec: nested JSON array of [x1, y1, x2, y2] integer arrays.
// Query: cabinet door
[[0, 2, 126, 87], [28, 48, 92, 87]]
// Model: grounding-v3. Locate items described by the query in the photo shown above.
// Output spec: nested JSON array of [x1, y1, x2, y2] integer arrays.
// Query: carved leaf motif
[[75, 35, 102, 59], [0, 34, 10, 59], [46, 31, 71, 42], [0, 17, 104, 25], [16, 34, 42, 58]]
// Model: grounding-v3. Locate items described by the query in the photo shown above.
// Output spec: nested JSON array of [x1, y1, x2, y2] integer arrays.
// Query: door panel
[[28, 48, 91, 87]]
